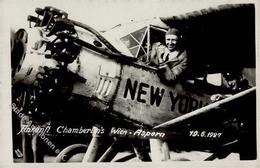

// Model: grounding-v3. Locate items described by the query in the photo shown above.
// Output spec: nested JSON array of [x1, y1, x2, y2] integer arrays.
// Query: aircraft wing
[[153, 87, 256, 160], [160, 4, 255, 76], [154, 87, 256, 129]]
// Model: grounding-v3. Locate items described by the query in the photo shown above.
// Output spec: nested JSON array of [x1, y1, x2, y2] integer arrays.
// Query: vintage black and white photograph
[[1, 0, 258, 166]]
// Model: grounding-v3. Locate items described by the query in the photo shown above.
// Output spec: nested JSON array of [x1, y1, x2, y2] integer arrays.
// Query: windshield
[[119, 25, 167, 61]]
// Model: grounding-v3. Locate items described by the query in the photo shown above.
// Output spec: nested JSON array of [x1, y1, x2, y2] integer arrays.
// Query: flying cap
[[166, 28, 181, 36]]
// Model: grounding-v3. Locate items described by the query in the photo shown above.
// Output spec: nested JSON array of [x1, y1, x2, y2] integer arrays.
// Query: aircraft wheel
[[55, 144, 88, 162]]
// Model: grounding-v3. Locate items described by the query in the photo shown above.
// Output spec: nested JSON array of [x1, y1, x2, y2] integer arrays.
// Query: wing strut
[[154, 87, 256, 129]]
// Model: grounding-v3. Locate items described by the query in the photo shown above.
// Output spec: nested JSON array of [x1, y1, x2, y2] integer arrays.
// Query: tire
[[55, 144, 88, 162]]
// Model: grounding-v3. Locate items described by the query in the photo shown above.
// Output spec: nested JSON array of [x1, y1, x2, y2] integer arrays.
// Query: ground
[[14, 151, 240, 162]]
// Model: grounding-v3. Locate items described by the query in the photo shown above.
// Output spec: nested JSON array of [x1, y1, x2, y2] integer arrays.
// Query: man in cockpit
[[149, 28, 188, 83], [148, 29, 189, 160]]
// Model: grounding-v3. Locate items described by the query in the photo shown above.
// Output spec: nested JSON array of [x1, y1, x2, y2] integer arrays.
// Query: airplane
[[11, 4, 256, 162]]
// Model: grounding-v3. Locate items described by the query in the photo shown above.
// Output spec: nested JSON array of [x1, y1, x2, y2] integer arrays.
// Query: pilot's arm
[[149, 42, 169, 65], [158, 50, 188, 83]]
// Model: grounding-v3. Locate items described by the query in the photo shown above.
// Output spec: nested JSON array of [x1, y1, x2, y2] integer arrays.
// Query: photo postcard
[[1, 0, 259, 167]]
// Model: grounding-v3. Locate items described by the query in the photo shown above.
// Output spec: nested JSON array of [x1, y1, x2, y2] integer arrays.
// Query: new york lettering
[[169, 91, 208, 114], [123, 78, 164, 107], [123, 78, 208, 113]]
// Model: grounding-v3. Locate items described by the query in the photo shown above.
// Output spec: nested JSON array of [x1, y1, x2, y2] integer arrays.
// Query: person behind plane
[[210, 71, 250, 102], [149, 28, 188, 84], [210, 71, 255, 160]]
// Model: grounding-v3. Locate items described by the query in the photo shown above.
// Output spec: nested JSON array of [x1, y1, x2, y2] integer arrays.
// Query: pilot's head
[[165, 28, 181, 52], [223, 72, 240, 90]]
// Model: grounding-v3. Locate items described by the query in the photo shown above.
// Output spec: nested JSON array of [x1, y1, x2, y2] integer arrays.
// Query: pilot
[[149, 28, 188, 83]]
